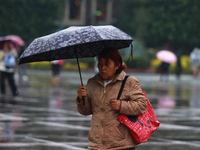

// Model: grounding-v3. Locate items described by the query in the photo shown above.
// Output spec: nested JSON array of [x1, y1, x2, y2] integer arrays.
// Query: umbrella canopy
[[5, 35, 25, 46], [18, 25, 133, 64], [18, 25, 133, 105], [0, 35, 25, 50], [156, 50, 177, 63]]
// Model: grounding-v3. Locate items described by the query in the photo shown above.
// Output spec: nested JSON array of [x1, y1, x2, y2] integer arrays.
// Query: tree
[[116, 0, 200, 54], [0, 0, 64, 45]]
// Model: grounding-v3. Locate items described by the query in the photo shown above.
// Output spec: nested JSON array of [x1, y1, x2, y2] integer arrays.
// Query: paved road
[[0, 69, 200, 150]]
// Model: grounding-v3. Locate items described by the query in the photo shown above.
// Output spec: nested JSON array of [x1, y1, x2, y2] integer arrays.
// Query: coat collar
[[94, 71, 126, 86]]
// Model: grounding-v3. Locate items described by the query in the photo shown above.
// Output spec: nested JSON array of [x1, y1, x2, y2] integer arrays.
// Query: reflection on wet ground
[[0, 69, 200, 150]]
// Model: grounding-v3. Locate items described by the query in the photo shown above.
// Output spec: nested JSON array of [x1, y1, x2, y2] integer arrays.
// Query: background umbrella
[[19, 25, 133, 104], [0, 35, 25, 50], [5, 35, 25, 46], [156, 50, 177, 63], [0, 37, 6, 49]]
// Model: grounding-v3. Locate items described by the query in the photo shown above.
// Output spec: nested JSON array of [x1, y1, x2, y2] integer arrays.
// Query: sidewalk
[[0, 69, 199, 150]]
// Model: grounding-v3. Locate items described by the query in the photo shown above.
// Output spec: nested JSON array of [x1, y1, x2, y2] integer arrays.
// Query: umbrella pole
[[75, 48, 85, 105], [76, 57, 83, 86]]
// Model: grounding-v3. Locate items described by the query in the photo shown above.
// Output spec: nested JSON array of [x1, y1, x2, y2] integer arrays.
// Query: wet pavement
[[0, 69, 200, 150]]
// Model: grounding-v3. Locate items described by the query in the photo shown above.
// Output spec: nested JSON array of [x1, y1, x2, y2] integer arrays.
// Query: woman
[[0, 42, 18, 97], [76, 48, 147, 150], [51, 60, 63, 86]]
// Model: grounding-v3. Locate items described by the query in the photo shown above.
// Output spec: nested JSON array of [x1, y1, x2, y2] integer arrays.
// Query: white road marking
[[159, 123, 200, 131], [35, 121, 90, 130]]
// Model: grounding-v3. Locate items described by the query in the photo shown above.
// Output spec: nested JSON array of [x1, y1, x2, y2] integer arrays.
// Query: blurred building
[[60, 0, 121, 27]]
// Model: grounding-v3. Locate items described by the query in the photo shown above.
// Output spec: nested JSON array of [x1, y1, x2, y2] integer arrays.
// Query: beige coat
[[76, 71, 147, 150]]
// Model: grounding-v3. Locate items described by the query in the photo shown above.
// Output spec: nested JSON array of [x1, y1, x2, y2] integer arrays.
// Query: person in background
[[159, 61, 170, 82], [51, 60, 63, 86], [190, 48, 200, 78], [76, 48, 147, 150], [0, 42, 18, 97]]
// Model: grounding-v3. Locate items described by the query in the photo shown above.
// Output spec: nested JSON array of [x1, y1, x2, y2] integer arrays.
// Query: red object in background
[[58, 60, 63, 66], [117, 90, 160, 145]]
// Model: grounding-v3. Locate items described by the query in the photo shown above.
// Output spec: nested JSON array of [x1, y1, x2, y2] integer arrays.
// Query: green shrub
[[123, 55, 151, 69], [64, 58, 95, 68], [79, 58, 95, 68], [63, 62, 88, 70], [180, 55, 192, 73], [28, 61, 51, 69]]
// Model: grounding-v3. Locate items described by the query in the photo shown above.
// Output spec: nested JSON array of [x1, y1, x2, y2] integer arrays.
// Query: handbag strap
[[117, 75, 129, 100]]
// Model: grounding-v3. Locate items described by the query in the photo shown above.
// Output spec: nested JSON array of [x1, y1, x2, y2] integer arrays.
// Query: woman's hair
[[97, 47, 127, 74], [3, 41, 11, 50]]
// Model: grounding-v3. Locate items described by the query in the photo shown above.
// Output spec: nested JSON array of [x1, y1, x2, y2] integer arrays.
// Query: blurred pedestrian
[[0, 42, 18, 97], [51, 60, 63, 86], [159, 61, 170, 82], [76, 48, 147, 150], [190, 48, 200, 78]]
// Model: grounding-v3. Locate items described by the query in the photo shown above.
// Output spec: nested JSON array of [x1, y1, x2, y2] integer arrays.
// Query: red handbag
[[117, 76, 160, 145]]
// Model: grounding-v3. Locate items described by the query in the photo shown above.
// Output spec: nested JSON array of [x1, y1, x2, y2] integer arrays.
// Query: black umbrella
[[19, 25, 133, 104]]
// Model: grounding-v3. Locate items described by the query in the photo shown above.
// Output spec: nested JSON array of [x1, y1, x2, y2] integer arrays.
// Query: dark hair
[[97, 47, 127, 74], [2, 41, 13, 50]]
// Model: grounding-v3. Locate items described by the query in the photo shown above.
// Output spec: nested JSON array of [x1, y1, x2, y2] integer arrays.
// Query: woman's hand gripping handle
[[77, 86, 87, 105]]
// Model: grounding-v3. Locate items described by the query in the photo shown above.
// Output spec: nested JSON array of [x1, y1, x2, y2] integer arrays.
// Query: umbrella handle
[[82, 97, 85, 105]]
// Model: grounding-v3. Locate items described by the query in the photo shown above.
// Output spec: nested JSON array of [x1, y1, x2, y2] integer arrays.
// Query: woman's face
[[3, 43, 8, 51], [98, 57, 118, 81]]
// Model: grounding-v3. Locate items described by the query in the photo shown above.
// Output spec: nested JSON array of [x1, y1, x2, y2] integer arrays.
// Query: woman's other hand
[[77, 86, 87, 102], [110, 99, 121, 111]]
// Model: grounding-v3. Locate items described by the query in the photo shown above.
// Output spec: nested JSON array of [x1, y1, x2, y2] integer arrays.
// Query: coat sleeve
[[11, 49, 18, 58], [119, 76, 147, 116], [76, 79, 93, 116], [0, 51, 4, 60]]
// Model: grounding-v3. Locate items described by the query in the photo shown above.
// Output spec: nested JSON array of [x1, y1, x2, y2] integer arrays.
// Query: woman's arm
[[119, 76, 147, 116], [11, 49, 18, 58], [76, 81, 93, 116]]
